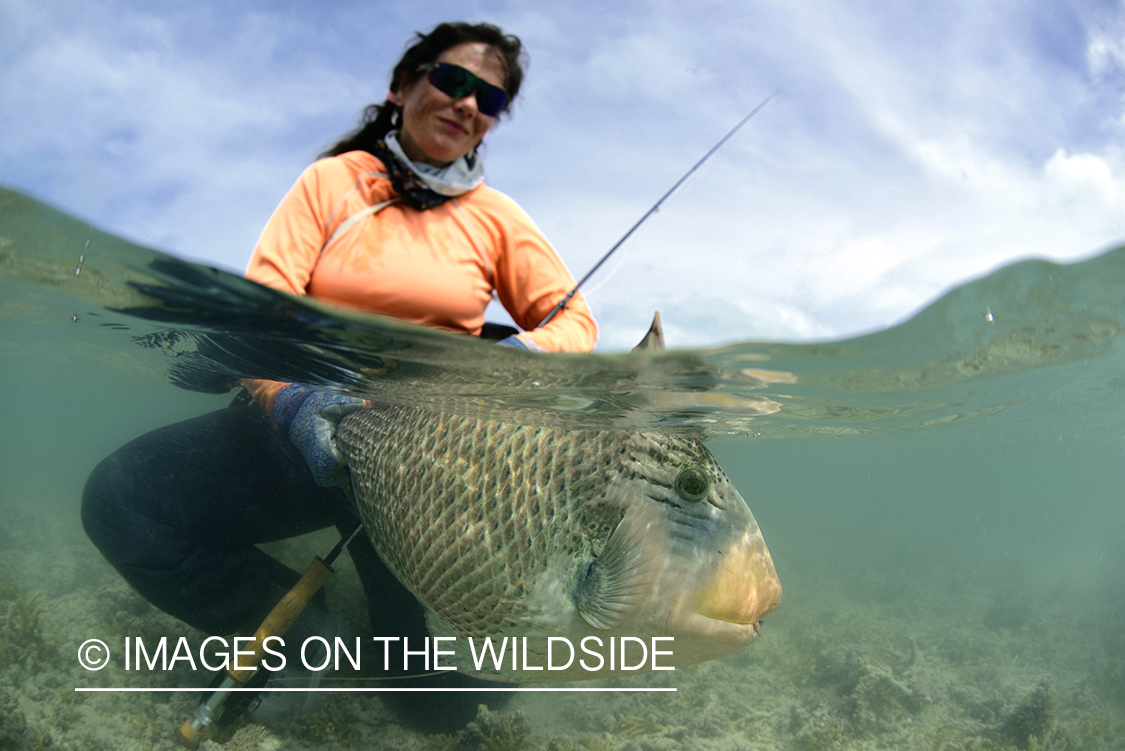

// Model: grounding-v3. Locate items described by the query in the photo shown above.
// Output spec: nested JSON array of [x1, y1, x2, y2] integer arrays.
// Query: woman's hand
[[495, 334, 545, 352], [273, 384, 366, 487]]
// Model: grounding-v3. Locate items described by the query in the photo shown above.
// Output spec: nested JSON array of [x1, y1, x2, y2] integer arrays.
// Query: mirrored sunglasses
[[418, 62, 508, 117]]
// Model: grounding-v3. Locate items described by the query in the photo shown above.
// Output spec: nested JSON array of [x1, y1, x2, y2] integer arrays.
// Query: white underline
[[75, 687, 676, 693]]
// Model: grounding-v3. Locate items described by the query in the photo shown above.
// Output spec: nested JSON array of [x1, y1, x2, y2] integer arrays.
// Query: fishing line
[[327, 524, 363, 565], [576, 217, 649, 300], [536, 88, 780, 329]]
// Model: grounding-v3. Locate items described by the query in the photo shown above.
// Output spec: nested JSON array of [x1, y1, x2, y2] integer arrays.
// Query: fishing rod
[[176, 523, 364, 748], [536, 88, 780, 329]]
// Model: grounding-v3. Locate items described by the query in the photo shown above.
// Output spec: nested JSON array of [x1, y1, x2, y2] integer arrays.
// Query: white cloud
[[0, 2, 378, 267], [1044, 148, 1121, 210]]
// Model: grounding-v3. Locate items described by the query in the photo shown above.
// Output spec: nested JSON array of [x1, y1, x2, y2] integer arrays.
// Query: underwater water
[[1, 184, 1124, 750]]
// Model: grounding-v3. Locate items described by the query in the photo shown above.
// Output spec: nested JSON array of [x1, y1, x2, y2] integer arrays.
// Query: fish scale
[[338, 404, 616, 636], [335, 398, 781, 682]]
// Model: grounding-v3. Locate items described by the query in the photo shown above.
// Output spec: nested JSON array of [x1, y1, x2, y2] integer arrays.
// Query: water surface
[[2, 187, 1123, 750]]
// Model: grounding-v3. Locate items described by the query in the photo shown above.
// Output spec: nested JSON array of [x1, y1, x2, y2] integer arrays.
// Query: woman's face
[[395, 42, 506, 167]]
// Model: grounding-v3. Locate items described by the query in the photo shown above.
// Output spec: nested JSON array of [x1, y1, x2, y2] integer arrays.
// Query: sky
[[3, 0, 1125, 351]]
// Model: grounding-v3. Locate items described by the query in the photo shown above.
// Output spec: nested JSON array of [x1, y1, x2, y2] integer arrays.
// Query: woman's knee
[[81, 451, 137, 559]]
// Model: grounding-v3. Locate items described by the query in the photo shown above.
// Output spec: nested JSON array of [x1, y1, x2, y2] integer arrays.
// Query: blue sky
[[3, 0, 1124, 350]]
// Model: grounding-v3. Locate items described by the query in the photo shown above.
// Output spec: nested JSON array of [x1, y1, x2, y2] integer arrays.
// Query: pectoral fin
[[574, 504, 663, 629]]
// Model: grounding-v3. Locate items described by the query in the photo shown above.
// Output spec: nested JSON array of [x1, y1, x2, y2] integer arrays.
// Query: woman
[[81, 21, 596, 731]]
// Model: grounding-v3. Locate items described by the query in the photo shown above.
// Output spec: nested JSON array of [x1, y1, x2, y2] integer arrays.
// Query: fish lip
[[701, 611, 765, 630], [676, 611, 764, 650], [721, 614, 758, 627]]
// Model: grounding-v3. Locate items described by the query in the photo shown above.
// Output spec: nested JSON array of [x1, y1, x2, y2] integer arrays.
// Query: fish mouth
[[622, 509, 781, 662], [693, 529, 782, 628], [565, 491, 781, 670]]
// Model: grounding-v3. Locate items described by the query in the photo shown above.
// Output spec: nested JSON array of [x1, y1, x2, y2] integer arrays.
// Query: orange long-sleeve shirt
[[244, 150, 597, 413]]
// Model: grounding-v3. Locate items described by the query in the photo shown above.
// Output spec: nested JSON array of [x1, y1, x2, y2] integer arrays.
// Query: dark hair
[[321, 22, 525, 158]]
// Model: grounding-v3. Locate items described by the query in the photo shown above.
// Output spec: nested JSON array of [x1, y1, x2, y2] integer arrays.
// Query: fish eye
[[674, 467, 709, 502]]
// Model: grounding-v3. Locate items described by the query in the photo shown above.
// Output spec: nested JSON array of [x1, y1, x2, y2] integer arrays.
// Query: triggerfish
[[335, 315, 781, 682]]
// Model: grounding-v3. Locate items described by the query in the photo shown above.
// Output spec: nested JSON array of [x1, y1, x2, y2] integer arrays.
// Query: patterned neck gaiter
[[369, 139, 453, 211]]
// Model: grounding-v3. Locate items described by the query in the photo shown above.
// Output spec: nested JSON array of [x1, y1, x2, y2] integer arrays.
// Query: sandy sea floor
[[3, 492, 1123, 751]]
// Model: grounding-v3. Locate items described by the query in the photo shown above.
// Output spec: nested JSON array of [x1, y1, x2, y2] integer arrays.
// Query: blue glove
[[495, 335, 544, 352], [273, 385, 365, 487]]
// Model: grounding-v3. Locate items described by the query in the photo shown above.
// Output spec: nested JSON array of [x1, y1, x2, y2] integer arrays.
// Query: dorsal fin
[[631, 312, 665, 352]]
